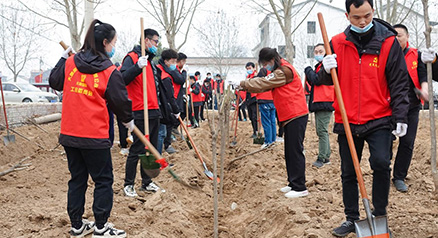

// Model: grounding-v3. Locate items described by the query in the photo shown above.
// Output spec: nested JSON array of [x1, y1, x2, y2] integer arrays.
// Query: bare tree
[[251, 0, 318, 63], [136, 0, 203, 51], [18, 0, 105, 51], [111, 30, 140, 64], [0, 4, 42, 82], [374, 0, 419, 24], [195, 10, 247, 79]]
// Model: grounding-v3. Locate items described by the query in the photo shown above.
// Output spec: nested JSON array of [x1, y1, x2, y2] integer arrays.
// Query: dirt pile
[[0, 112, 437, 237]]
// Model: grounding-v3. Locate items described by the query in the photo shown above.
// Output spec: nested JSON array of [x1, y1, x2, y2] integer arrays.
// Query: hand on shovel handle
[[132, 126, 168, 169]]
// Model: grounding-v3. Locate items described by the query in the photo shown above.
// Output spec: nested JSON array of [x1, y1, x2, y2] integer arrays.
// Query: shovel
[[318, 13, 390, 238], [231, 91, 240, 146], [253, 103, 264, 144], [178, 116, 219, 182], [0, 76, 15, 145]]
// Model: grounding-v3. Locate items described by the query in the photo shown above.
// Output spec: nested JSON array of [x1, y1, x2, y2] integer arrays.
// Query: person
[[317, 1, 410, 236], [156, 49, 182, 154], [237, 90, 247, 121], [391, 24, 428, 192], [245, 62, 259, 138], [177, 52, 188, 120], [189, 75, 202, 127], [49, 19, 129, 237], [420, 48, 438, 80], [304, 43, 334, 168], [120, 28, 162, 197], [240, 47, 309, 199], [200, 73, 212, 120], [253, 67, 276, 148], [213, 73, 224, 109]]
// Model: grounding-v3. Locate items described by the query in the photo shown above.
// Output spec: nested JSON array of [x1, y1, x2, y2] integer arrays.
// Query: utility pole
[[84, 0, 94, 33]]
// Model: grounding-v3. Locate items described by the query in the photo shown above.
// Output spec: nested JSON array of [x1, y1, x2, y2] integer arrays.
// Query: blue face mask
[[314, 55, 324, 62], [107, 47, 115, 58], [265, 64, 274, 71], [148, 45, 158, 54], [350, 21, 374, 34], [169, 64, 176, 71], [247, 70, 253, 75]]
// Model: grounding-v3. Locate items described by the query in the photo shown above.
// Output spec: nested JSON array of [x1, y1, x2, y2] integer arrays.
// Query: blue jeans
[[259, 103, 276, 144], [157, 124, 167, 154]]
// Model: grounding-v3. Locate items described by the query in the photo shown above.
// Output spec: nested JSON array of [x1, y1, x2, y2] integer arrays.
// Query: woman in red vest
[[189, 76, 202, 128], [255, 68, 276, 148], [49, 19, 130, 237], [240, 47, 309, 199]]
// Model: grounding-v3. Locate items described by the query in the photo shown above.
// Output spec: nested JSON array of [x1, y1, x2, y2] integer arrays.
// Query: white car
[[1, 81, 59, 103]]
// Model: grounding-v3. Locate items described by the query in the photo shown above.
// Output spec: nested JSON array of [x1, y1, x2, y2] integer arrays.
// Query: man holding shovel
[[317, 0, 409, 236]]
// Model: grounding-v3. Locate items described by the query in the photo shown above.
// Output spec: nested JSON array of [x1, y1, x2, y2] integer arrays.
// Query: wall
[[0, 103, 62, 127]]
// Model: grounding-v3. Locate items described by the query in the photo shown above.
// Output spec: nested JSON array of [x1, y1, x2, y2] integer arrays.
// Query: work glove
[[137, 55, 149, 68], [123, 120, 135, 133], [182, 94, 188, 103], [62, 46, 74, 59], [392, 123, 408, 137], [189, 88, 193, 93], [173, 112, 180, 119], [322, 54, 337, 74], [421, 48, 436, 64]]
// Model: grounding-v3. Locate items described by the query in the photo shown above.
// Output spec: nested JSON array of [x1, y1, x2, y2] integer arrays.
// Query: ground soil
[[0, 111, 437, 238]]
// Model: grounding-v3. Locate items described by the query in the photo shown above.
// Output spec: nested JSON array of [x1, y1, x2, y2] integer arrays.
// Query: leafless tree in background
[[137, 0, 203, 51]]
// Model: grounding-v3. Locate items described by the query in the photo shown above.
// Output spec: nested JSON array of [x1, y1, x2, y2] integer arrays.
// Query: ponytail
[[81, 19, 116, 58], [258, 47, 282, 70]]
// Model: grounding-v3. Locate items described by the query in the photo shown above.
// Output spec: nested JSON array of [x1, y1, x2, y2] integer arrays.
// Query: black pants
[[200, 101, 206, 120], [284, 115, 308, 191], [65, 146, 113, 227], [247, 102, 258, 134], [238, 103, 247, 120], [124, 118, 159, 187], [164, 124, 173, 149], [116, 116, 128, 148], [276, 111, 284, 137], [393, 106, 420, 181], [189, 103, 201, 125], [339, 129, 392, 221]]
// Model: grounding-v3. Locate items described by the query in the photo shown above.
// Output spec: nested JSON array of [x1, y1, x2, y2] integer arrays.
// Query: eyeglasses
[[148, 38, 159, 44]]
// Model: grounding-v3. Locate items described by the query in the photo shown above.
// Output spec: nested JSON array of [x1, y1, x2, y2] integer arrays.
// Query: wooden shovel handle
[[59, 41, 74, 56], [318, 13, 369, 200], [178, 116, 206, 165]]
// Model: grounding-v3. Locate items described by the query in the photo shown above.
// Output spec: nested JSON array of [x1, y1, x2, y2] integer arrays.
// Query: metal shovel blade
[[3, 131, 15, 146], [202, 162, 220, 182], [355, 215, 390, 238]]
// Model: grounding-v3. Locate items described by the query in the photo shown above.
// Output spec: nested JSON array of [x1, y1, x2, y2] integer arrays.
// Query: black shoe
[[312, 158, 324, 168], [332, 220, 355, 237], [324, 158, 331, 165], [393, 179, 408, 192]]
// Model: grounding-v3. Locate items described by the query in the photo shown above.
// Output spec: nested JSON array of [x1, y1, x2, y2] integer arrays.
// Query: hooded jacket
[[49, 50, 133, 149], [157, 59, 181, 114]]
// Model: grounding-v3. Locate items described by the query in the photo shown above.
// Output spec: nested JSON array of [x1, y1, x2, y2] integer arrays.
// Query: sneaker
[[312, 158, 324, 168], [324, 158, 331, 165], [123, 185, 137, 197], [243, 118, 247, 121], [92, 223, 126, 238], [332, 220, 355, 237], [275, 137, 284, 142], [165, 145, 178, 154], [261, 143, 271, 149], [284, 190, 309, 198], [280, 186, 292, 193], [139, 182, 160, 193], [250, 133, 257, 139], [393, 179, 408, 192], [119, 148, 129, 156], [70, 219, 95, 238]]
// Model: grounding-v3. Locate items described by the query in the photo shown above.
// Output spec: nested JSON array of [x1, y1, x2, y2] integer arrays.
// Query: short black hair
[[393, 24, 409, 34], [314, 43, 324, 49], [177, 52, 187, 61], [345, 0, 373, 13], [161, 49, 178, 61], [144, 28, 159, 39], [245, 62, 255, 68], [190, 75, 196, 80], [207, 72, 211, 75], [195, 71, 200, 76], [216, 74, 221, 77]]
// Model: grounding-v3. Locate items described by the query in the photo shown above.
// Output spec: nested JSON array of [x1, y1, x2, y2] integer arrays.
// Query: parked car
[[1, 81, 59, 103]]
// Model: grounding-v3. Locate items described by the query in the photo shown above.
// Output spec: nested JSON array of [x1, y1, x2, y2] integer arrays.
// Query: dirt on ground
[[0, 111, 437, 238]]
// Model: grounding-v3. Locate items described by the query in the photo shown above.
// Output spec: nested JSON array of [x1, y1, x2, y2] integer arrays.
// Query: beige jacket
[[239, 66, 294, 93]]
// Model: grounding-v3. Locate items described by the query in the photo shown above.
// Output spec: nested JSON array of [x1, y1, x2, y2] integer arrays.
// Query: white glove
[[173, 112, 180, 119], [123, 120, 135, 133], [392, 123, 408, 137], [62, 46, 74, 59], [182, 64, 189, 72], [137, 55, 149, 68], [189, 88, 193, 93], [323, 54, 337, 74], [421, 48, 436, 64]]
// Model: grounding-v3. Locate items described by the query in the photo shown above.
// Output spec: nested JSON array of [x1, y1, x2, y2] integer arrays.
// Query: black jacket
[[317, 18, 410, 135], [202, 80, 213, 101], [157, 59, 180, 114], [49, 50, 133, 148], [304, 62, 334, 112], [120, 45, 161, 119], [191, 82, 203, 107], [172, 68, 187, 111], [404, 48, 427, 109]]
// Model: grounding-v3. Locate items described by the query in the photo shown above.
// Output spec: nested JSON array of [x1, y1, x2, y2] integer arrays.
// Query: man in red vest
[[212, 73, 224, 110], [391, 24, 428, 192], [120, 28, 162, 197], [304, 43, 334, 168], [318, 0, 409, 236]]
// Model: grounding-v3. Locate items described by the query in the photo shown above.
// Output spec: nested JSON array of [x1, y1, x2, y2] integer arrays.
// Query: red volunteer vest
[[247, 71, 257, 98], [191, 84, 203, 102], [61, 56, 115, 139], [256, 90, 273, 101], [332, 33, 394, 124], [238, 90, 247, 101], [213, 80, 224, 94], [313, 64, 335, 103], [405, 48, 421, 90], [124, 52, 159, 111], [271, 59, 308, 122], [157, 64, 180, 99]]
